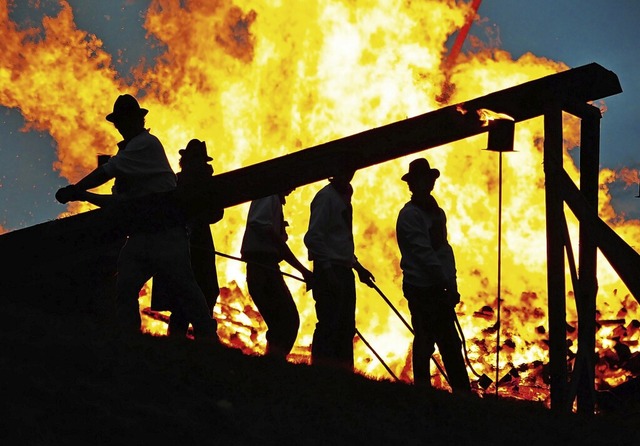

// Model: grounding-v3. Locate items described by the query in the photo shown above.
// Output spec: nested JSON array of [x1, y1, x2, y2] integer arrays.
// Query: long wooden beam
[[205, 62, 622, 209], [0, 62, 624, 305], [559, 170, 640, 301]]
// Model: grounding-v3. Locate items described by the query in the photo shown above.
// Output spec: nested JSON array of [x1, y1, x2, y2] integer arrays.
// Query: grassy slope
[[2, 300, 639, 445]]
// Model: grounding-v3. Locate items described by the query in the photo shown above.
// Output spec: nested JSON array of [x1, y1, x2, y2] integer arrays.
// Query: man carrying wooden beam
[[396, 158, 470, 392], [304, 168, 375, 371]]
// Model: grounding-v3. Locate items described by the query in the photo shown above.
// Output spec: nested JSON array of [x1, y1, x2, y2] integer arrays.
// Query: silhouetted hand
[[446, 288, 461, 306], [354, 261, 375, 288], [445, 280, 460, 307], [301, 268, 314, 292], [55, 185, 79, 204]]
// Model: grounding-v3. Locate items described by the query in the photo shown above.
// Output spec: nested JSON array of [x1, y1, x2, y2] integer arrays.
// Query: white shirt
[[240, 194, 285, 259], [304, 183, 355, 269], [102, 130, 176, 198], [396, 200, 457, 288]]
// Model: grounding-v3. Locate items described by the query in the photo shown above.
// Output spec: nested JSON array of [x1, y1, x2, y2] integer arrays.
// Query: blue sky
[[1, 0, 639, 231]]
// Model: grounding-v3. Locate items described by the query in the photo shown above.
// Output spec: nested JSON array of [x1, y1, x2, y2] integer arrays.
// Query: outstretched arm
[[280, 242, 313, 285], [353, 258, 375, 288], [55, 185, 119, 208], [74, 165, 113, 191]]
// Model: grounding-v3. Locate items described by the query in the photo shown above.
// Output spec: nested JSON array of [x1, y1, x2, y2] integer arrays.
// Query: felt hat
[[401, 158, 440, 182], [106, 94, 148, 123], [179, 139, 213, 161]]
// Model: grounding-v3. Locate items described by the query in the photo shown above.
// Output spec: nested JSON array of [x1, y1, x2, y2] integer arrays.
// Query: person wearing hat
[[395, 157, 470, 392], [151, 139, 224, 338], [55, 95, 218, 342], [240, 188, 313, 360], [304, 168, 375, 371]]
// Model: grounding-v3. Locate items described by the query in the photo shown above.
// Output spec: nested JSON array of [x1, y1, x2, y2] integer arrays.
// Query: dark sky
[[1, 0, 639, 231]]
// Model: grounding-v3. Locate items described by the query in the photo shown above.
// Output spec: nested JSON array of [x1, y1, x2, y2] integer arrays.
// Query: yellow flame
[[477, 107, 515, 126], [2, 0, 639, 395]]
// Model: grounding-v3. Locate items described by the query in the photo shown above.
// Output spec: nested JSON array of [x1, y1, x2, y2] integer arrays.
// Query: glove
[[446, 287, 461, 306], [55, 185, 79, 204], [301, 268, 314, 292], [445, 280, 460, 307], [354, 261, 375, 288]]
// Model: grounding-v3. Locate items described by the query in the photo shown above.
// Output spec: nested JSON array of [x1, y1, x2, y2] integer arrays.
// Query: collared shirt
[[240, 194, 285, 260], [304, 183, 355, 269], [396, 200, 456, 288], [102, 129, 176, 198]]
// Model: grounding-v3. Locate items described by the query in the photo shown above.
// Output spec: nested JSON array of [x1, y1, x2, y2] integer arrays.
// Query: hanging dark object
[[486, 119, 516, 152]]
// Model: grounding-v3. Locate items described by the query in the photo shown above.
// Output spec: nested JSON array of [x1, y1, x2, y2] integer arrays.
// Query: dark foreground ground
[[2, 300, 639, 446]]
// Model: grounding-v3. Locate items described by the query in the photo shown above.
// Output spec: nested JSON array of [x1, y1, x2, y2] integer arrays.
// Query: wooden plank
[[574, 113, 600, 414], [0, 63, 624, 305], [544, 108, 569, 411], [205, 63, 622, 210], [559, 170, 640, 301]]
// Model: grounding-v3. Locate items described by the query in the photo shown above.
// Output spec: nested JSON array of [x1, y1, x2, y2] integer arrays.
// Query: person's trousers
[[246, 260, 300, 359], [403, 283, 470, 392], [311, 264, 356, 371], [168, 230, 220, 338], [116, 227, 217, 340]]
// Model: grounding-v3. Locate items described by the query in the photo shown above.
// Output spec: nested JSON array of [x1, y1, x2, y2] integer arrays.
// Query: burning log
[[473, 305, 494, 320], [595, 374, 640, 414]]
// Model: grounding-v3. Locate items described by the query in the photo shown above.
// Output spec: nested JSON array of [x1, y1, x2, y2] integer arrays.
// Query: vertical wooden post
[[544, 108, 568, 410], [575, 107, 601, 414]]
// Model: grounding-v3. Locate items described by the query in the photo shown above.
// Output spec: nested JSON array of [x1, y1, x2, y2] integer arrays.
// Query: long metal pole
[[214, 250, 401, 380], [495, 151, 503, 397]]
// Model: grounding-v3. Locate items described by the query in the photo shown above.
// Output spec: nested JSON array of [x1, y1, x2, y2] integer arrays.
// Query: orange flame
[[2, 1, 639, 400], [477, 107, 514, 126]]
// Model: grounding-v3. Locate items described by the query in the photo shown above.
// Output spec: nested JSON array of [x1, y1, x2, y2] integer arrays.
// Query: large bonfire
[[1, 0, 639, 405]]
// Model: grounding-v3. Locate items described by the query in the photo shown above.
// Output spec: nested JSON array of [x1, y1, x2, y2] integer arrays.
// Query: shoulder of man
[[398, 200, 418, 214], [310, 183, 331, 203]]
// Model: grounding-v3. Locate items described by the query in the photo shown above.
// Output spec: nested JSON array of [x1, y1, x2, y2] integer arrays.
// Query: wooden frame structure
[[1, 63, 635, 413]]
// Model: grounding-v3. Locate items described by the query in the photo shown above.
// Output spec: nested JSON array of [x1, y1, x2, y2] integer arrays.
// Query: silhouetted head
[[179, 139, 212, 165], [106, 94, 148, 123], [401, 158, 440, 193], [329, 158, 357, 187], [106, 94, 148, 140]]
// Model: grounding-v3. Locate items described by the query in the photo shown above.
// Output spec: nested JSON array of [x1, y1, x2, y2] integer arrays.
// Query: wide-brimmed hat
[[106, 94, 148, 123], [179, 139, 213, 161], [401, 158, 440, 182]]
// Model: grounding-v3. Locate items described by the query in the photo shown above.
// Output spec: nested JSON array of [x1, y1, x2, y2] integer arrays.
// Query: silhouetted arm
[[74, 165, 114, 191], [54, 185, 120, 207]]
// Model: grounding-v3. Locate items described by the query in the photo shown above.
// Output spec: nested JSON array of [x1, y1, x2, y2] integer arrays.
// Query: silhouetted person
[[240, 190, 313, 360], [395, 158, 470, 392], [55, 94, 217, 341], [151, 139, 223, 338], [304, 169, 375, 371]]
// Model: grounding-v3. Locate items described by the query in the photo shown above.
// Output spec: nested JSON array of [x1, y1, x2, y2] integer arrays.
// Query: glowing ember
[[1, 1, 639, 403], [477, 107, 515, 125]]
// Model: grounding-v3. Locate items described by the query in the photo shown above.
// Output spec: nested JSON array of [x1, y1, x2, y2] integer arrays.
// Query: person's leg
[[115, 235, 154, 336], [311, 267, 343, 368], [247, 263, 299, 359], [167, 306, 190, 337], [433, 305, 470, 392], [404, 284, 437, 386], [189, 229, 219, 317], [154, 228, 217, 341], [333, 265, 356, 371]]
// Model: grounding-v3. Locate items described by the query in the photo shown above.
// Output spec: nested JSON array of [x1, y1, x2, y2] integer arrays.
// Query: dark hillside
[[1, 299, 639, 445]]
